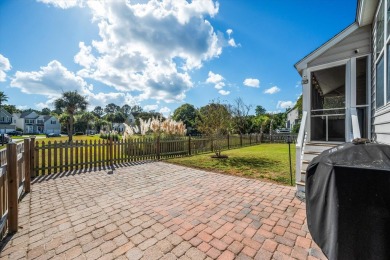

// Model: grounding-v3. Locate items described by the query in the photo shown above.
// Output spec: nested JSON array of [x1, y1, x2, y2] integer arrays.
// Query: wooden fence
[[0, 139, 31, 240], [33, 133, 297, 176], [261, 134, 297, 143]]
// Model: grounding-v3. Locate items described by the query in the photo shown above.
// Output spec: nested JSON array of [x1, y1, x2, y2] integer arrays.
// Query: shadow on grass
[[212, 156, 278, 169]]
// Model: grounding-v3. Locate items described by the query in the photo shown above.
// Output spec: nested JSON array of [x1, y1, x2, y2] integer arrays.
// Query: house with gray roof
[[13, 111, 61, 134], [0, 108, 16, 134]]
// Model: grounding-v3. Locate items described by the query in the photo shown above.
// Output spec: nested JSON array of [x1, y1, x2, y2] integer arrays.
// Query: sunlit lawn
[[166, 143, 296, 185], [0, 135, 102, 150]]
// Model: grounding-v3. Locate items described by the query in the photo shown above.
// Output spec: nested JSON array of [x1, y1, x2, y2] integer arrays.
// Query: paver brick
[[217, 250, 235, 260], [210, 239, 228, 251], [172, 241, 192, 257], [0, 162, 323, 260], [156, 240, 174, 253]]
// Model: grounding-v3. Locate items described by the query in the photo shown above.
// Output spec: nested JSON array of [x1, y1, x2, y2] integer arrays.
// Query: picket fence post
[[7, 142, 18, 233]]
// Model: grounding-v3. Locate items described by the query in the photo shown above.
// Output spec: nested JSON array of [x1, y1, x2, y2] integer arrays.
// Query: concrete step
[[300, 170, 306, 182], [301, 161, 309, 172], [304, 145, 334, 153], [303, 153, 319, 161], [296, 181, 306, 194]]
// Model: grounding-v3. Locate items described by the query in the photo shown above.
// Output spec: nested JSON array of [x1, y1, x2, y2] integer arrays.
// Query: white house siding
[[370, 3, 390, 145], [44, 117, 61, 134], [286, 108, 299, 129], [308, 25, 371, 67]]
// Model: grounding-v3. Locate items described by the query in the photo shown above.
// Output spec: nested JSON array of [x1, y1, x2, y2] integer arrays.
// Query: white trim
[[358, 55, 371, 139], [307, 58, 349, 72], [346, 60, 352, 141], [295, 23, 359, 75]]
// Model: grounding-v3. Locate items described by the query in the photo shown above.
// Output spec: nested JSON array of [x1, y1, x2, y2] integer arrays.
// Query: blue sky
[[0, 0, 357, 116]]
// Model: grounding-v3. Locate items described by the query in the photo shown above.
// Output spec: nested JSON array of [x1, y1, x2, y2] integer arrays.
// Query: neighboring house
[[286, 107, 299, 130], [294, 0, 390, 192], [112, 113, 135, 133], [13, 111, 61, 134], [0, 108, 16, 134]]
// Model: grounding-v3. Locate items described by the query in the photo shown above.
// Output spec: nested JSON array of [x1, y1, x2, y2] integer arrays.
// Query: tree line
[[1, 91, 301, 142]]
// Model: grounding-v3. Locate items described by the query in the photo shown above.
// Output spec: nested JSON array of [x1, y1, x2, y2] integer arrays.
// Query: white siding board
[[308, 25, 371, 67], [374, 133, 390, 144]]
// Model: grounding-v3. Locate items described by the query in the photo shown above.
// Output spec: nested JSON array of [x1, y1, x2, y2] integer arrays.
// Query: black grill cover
[[306, 143, 390, 260]]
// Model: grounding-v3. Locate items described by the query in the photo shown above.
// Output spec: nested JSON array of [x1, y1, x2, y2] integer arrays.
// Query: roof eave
[[294, 22, 359, 76]]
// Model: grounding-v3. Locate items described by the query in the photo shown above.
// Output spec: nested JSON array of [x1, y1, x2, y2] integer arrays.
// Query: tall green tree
[[92, 106, 104, 118], [54, 91, 88, 142], [196, 101, 231, 136], [121, 104, 132, 117], [3, 104, 20, 114], [41, 107, 51, 115], [104, 103, 120, 114], [172, 103, 197, 133], [229, 97, 252, 134], [0, 91, 8, 110], [255, 105, 266, 116], [81, 112, 97, 134], [58, 113, 71, 134]]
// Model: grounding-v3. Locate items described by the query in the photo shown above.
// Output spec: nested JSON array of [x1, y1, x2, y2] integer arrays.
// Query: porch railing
[[296, 111, 308, 184]]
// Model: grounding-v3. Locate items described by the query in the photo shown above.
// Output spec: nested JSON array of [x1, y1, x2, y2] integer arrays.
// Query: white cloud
[[16, 105, 28, 110], [277, 101, 294, 109], [243, 78, 259, 88], [74, 42, 96, 68], [10, 60, 137, 109], [70, 0, 235, 103], [37, 0, 83, 9], [11, 60, 91, 97], [218, 90, 230, 96], [264, 86, 280, 94], [228, 38, 237, 47], [226, 29, 233, 37], [206, 71, 225, 89], [159, 106, 171, 116], [0, 54, 11, 82], [144, 104, 159, 111]]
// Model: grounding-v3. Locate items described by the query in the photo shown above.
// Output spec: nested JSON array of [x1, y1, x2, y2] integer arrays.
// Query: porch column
[[302, 68, 310, 141], [346, 59, 353, 142]]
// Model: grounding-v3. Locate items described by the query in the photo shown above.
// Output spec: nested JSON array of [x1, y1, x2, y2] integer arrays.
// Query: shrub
[[100, 133, 120, 141]]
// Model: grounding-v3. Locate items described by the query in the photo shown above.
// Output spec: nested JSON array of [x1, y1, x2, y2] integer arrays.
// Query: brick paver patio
[[0, 162, 327, 259]]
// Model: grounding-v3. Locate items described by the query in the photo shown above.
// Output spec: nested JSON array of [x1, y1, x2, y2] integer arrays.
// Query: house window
[[51, 120, 56, 124], [375, 0, 390, 108], [26, 119, 34, 124]]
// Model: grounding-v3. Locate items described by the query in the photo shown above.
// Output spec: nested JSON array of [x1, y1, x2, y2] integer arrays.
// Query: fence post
[[109, 137, 113, 167], [227, 134, 230, 149], [210, 136, 214, 152], [7, 142, 18, 233], [249, 134, 251, 145], [157, 136, 160, 160], [24, 139, 31, 193], [188, 135, 191, 156], [240, 134, 243, 147], [30, 136, 36, 178]]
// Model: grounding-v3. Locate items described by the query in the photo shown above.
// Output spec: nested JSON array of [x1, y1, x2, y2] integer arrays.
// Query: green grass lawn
[[166, 143, 296, 185], [0, 135, 102, 150]]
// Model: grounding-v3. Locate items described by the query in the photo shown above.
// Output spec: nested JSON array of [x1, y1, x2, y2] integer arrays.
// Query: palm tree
[[81, 112, 97, 135], [54, 91, 88, 142], [0, 91, 8, 109]]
